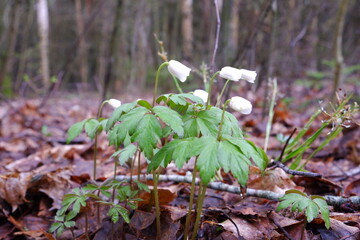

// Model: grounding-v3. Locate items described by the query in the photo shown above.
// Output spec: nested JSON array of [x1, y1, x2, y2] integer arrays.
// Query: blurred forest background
[[0, 0, 359, 100]]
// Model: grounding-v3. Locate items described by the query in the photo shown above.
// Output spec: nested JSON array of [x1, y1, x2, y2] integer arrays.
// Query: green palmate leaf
[[84, 118, 100, 139], [157, 93, 204, 106], [222, 111, 243, 137], [196, 136, 220, 185], [105, 101, 137, 131], [227, 138, 268, 171], [137, 99, 152, 110], [312, 197, 330, 229], [183, 117, 198, 137], [156, 94, 170, 104], [66, 120, 86, 144], [277, 190, 330, 229], [148, 138, 203, 171], [49, 222, 63, 234], [108, 207, 119, 223], [217, 140, 251, 186], [182, 109, 219, 137], [306, 201, 319, 223], [153, 106, 184, 137], [131, 114, 162, 159], [135, 181, 150, 192], [107, 107, 149, 148], [172, 93, 204, 105], [64, 221, 75, 228], [197, 109, 220, 136], [111, 144, 137, 165]]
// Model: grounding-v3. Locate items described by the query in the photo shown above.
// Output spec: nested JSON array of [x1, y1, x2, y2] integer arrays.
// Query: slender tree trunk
[[0, 0, 20, 94], [102, 0, 122, 100], [229, 0, 240, 51], [15, 1, 34, 93], [332, 0, 349, 96], [180, 0, 193, 60], [75, 0, 89, 86], [36, 0, 50, 90]]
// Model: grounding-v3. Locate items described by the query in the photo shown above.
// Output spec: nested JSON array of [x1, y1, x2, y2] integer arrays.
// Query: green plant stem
[[93, 100, 108, 180], [206, 71, 220, 108], [85, 213, 90, 240], [94, 100, 108, 227], [191, 183, 207, 240], [217, 100, 231, 141], [215, 79, 230, 107], [137, 149, 141, 182], [152, 170, 161, 238], [152, 62, 169, 106], [111, 161, 118, 240], [264, 78, 277, 153], [172, 75, 184, 93], [183, 158, 198, 240]]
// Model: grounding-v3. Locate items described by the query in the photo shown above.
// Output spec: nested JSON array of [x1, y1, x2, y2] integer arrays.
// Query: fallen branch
[[108, 174, 360, 207], [267, 161, 322, 178]]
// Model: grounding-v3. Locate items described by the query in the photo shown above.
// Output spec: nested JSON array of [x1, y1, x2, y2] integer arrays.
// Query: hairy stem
[[152, 62, 169, 106], [172, 75, 184, 93], [215, 79, 230, 107]]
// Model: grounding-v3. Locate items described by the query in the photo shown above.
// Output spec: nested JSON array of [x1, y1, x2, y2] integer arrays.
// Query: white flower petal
[[219, 66, 243, 81], [239, 69, 257, 83], [193, 89, 208, 103], [168, 60, 191, 82], [219, 66, 256, 83], [108, 99, 121, 108], [229, 96, 252, 114]]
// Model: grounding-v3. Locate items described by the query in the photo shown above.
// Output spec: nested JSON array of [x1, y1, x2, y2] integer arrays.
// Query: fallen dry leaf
[[137, 187, 177, 207], [247, 166, 303, 194], [0, 172, 33, 211]]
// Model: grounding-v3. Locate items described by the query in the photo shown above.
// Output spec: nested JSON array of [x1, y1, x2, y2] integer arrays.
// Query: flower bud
[[229, 96, 252, 114], [219, 66, 256, 83], [193, 89, 208, 103], [108, 99, 121, 108], [167, 60, 191, 82]]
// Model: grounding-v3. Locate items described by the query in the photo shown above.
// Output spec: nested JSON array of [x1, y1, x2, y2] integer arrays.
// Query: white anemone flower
[[229, 96, 252, 114], [167, 60, 191, 82], [193, 89, 208, 103], [219, 66, 257, 83], [108, 99, 121, 108]]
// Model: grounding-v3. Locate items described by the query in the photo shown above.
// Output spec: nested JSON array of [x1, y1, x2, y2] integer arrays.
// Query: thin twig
[[267, 128, 322, 178], [107, 174, 360, 207], [269, 213, 295, 240], [279, 128, 297, 162], [268, 161, 322, 178], [211, 0, 221, 72]]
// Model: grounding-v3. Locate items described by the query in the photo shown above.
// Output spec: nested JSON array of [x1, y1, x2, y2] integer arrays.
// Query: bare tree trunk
[[15, 1, 34, 93], [102, 0, 122, 100], [0, 0, 20, 94], [95, 2, 111, 93], [332, 0, 349, 96], [75, 0, 89, 86], [180, 0, 193, 60], [229, 0, 240, 51], [36, 0, 50, 90]]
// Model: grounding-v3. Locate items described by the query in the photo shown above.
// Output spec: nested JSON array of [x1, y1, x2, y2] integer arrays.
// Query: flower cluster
[[164, 60, 256, 115]]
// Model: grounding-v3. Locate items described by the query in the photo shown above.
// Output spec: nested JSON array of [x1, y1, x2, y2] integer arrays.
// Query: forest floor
[[0, 82, 359, 240]]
